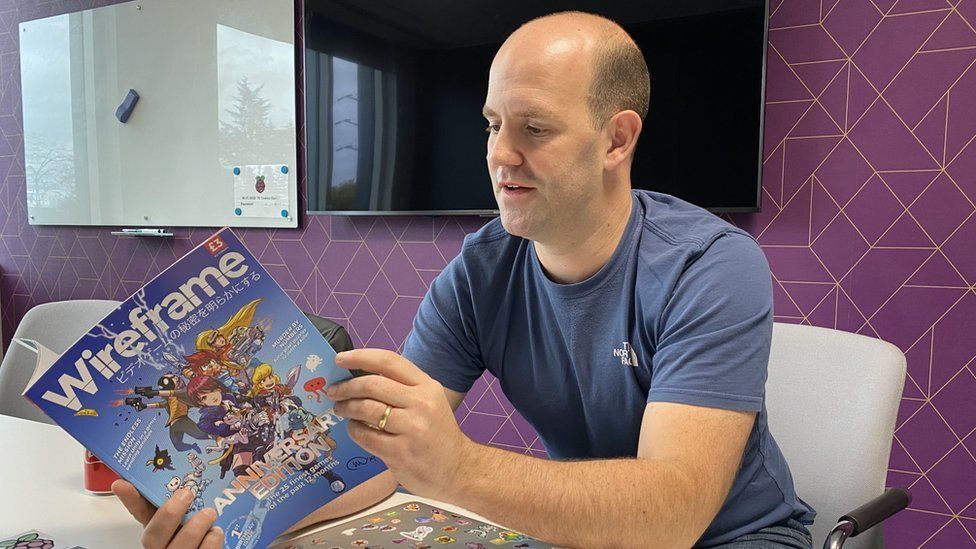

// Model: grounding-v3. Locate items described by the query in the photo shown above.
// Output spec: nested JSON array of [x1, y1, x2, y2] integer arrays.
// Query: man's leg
[[710, 519, 814, 549]]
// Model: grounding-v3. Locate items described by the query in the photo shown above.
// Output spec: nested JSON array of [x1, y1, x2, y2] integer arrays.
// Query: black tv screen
[[304, 0, 768, 214]]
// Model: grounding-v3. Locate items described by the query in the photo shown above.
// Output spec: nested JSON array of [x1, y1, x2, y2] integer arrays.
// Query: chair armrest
[[823, 488, 912, 549]]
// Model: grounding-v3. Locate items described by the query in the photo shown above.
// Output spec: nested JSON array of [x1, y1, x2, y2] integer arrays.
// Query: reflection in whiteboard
[[234, 165, 289, 218]]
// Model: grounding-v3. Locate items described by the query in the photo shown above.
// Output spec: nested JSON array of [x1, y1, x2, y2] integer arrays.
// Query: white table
[[0, 414, 142, 547], [0, 414, 500, 548]]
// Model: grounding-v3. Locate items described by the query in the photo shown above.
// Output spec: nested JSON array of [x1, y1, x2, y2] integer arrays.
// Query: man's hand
[[112, 480, 224, 549], [328, 349, 473, 500]]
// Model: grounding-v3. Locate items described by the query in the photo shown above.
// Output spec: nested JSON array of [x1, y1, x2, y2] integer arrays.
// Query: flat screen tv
[[304, 0, 768, 215]]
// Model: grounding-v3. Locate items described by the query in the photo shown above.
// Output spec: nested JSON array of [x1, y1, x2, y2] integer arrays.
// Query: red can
[[84, 449, 120, 495]]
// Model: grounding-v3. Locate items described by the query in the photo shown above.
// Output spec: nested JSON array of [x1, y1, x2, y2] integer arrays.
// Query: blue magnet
[[281, 209, 288, 218], [234, 208, 242, 216], [280, 165, 289, 174], [233, 167, 241, 176]]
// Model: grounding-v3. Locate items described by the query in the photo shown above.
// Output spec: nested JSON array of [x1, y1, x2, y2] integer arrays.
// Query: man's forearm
[[451, 443, 711, 549]]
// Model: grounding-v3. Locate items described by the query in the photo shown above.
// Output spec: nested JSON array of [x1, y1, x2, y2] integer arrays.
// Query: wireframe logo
[[612, 342, 639, 367]]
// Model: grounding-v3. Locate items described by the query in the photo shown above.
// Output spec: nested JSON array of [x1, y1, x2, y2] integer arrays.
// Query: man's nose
[[487, 127, 523, 167]]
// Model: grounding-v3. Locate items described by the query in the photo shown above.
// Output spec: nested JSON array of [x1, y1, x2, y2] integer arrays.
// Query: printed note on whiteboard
[[233, 164, 290, 218]]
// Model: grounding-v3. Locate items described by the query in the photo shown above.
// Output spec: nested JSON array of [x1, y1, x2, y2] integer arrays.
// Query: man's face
[[483, 34, 607, 242]]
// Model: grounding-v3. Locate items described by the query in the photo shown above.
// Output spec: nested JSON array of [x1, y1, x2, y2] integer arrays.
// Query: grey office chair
[[765, 323, 911, 549], [0, 299, 122, 424]]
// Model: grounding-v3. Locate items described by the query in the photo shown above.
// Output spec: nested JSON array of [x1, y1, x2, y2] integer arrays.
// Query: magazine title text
[[40, 251, 250, 410]]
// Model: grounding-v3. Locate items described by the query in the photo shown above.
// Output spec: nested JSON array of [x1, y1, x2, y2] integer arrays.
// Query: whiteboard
[[19, 0, 298, 228]]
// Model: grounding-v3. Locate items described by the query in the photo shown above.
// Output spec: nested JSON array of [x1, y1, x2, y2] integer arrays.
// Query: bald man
[[115, 11, 815, 549]]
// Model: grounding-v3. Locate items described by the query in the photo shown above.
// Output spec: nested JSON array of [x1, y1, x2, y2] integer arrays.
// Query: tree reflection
[[218, 75, 294, 169], [24, 136, 76, 211]]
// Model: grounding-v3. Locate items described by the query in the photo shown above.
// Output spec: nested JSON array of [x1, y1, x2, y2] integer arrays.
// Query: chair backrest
[[765, 323, 906, 549], [0, 300, 122, 423]]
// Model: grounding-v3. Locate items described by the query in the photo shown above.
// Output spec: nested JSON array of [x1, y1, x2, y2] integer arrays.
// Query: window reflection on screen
[[329, 57, 359, 207]]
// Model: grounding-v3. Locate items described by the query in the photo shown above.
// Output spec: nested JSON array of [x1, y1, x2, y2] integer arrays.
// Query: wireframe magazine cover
[[21, 228, 387, 549]]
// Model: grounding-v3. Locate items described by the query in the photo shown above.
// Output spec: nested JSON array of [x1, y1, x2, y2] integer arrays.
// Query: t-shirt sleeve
[[646, 232, 772, 412], [402, 256, 485, 394]]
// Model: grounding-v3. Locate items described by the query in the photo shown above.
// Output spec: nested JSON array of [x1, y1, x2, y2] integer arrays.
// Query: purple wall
[[1, 0, 975, 545]]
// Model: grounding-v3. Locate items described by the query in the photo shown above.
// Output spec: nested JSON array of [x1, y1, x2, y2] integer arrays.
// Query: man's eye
[[526, 126, 545, 135], [485, 124, 500, 134]]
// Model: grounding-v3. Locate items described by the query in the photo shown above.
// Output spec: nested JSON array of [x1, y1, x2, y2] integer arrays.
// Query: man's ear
[[605, 110, 643, 171]]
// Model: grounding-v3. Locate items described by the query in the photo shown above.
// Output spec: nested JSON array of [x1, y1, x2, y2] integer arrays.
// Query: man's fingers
[[112, 479, 157, 526], [347, 416, 397, 453], [335, 398, 408, 434], [328, 373, 413, 407], [335, 349, 427, 385], [141, 488, 192, 549], [200, 527, 225, 549], [169, 508, 218, 548]]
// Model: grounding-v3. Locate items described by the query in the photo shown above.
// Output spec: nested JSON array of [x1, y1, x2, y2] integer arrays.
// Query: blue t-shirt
[[402, 190, 815, 545]]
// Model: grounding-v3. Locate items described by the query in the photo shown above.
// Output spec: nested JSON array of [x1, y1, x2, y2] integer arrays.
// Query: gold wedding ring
[[377, 404, 393, 432]]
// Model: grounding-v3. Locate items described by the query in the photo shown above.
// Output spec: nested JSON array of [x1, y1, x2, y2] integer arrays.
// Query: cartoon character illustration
[[248, 362, 303, 418], [124, 373, 209, 453], [165, 452, 212, 511], [400, 526, 434, 541], [188, 376, 273, 478], [226, 322, 268, 367], [305, 353, 323, 372], [430, 509, 449, 522], [147, 445, 175, 472], [304, 377, 329, 403], [182, 349, 247, 395], [195, 299, 263, 359], [277, 396, 346, 493]]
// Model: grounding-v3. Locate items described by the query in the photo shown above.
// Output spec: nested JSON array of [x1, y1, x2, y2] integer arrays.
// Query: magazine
[[21, 228, 387, 549]]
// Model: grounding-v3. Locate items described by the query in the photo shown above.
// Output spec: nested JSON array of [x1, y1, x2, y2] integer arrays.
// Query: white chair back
[[765, 323, 906, 549], [0, 300, 121, 423]]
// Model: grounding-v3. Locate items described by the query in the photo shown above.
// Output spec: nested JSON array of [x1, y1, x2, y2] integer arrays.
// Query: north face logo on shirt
[[612, 342, 639, 367]]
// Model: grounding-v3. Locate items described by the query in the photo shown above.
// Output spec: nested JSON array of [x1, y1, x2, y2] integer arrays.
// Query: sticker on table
[[401, 526, 433, 541], [233, 164, 289, 218], [430, 510, 449, 522], [0, 530, 83, 549]]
